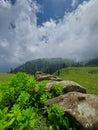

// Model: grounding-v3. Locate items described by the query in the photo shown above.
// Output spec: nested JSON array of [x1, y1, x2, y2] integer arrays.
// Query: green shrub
[[9, 72, 36, 94], [0, 72, 76, 130], [51, 83, 63, 97], [0, 105, 36, 130], [0, 107, 8, 129], [16, 91, 30, 109], [0, 82, 15, 109], [45, 104, 76, 130]]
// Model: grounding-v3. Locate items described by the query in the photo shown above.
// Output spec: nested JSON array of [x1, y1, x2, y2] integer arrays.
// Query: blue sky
[[36, 0, 85, 25], [0, 0, 98, 72], [10, 0, 88, 25]]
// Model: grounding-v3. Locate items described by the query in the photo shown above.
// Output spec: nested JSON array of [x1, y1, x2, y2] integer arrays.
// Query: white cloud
[[0, 0, 98, 71], [71, 0, 78, 8], [0, 0, 11, 7]]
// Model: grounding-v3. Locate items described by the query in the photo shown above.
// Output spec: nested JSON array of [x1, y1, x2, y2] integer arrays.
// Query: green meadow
[[0, 67, 98, 129], [0, 66, 98, 95], [0, 73, 14, 98], [0, 73, 14, 82], [55, 67, 98, 95]]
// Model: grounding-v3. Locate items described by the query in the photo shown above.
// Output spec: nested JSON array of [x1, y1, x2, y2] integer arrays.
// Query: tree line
[[10, 58, 98, 74]]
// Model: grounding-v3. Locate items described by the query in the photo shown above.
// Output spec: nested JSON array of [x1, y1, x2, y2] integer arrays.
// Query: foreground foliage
[[0, 72, 76, 130]]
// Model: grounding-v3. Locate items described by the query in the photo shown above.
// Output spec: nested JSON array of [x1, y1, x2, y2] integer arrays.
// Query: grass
[[0, 67, 98, 95], [0, 73, 14, 82], [54, 67, 98, 95], [0, 73, 14, 97], [0, 68, 98, 129]]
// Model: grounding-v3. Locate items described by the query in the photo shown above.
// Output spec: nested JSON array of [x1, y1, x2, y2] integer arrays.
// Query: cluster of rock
[[34, 71, 62, 81], [34, 71, 98, 130]]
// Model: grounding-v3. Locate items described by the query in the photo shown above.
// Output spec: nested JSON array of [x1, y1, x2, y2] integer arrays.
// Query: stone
[[46, 92, 98, 130], [46, 80, 87, 94], [34, 71, 62, 81]]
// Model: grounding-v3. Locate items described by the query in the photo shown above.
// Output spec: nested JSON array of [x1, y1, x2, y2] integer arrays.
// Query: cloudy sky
[[0, 0, 98, 71]]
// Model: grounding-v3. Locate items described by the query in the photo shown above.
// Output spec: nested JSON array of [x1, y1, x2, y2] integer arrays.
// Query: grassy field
[[0, 68, 98, 129], [54, 67, 98, 95], [0, 73, 14, 82], [0, 67, 98, 95]]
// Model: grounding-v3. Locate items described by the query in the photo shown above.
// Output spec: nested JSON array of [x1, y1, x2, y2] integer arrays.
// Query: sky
[[0, 0, 98, 72]]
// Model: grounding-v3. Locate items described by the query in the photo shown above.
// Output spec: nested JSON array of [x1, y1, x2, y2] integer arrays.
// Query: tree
[[57, 70, 60, 76]]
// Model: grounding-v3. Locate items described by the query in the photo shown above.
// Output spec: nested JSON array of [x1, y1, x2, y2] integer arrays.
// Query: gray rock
[[34, 71, 62, 81], [46, 80, 87, 94], [46, 92, 98, 130]]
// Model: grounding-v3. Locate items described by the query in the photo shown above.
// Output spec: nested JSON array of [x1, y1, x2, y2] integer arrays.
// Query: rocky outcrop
[[34, 71, 62, 81], [35, 71, 86, 93], [46, 80, 87, 94], [46, 92, 98, 130], [34, 71, 98, 130]]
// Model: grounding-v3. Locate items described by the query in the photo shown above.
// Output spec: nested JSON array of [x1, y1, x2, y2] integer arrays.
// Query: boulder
[[35, 71, 86, 94], [34, 71, 62, 81], [46, 92, 98, 130], [46, 80, 87, 94]]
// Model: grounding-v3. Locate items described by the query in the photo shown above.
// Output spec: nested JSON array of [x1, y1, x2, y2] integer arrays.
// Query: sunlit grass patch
[[54, 67, 98, 95]]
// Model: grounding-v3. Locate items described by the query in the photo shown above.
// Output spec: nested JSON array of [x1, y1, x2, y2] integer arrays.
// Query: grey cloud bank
[[0, 0, 98, 71]]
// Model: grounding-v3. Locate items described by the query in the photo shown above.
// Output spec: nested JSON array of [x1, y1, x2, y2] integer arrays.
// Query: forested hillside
[[10, 58, 98, 75], [85, 58, 98, 66], [11, 58, 75, 74]]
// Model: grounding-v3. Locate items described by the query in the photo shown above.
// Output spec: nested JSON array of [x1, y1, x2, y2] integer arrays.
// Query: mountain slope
[[11, 58, 75, 74], [85, 58, 98, 66]]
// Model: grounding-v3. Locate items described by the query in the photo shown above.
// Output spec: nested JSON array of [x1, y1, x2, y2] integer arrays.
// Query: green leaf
[[7, 117, 15, 127]]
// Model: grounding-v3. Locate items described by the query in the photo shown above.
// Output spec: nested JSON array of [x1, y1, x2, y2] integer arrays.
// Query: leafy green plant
[[37, 81, 47, 95], [0, 107, 8, 130], [0, 72, 77, 130], [10, 72, 36, 93], [51, 83, 63, 97], [0, 104, 36, 130], [45, 104, 76, 130], [40, 92, 52, 104], [17, 91, 30, 109], [0, 83, 15, 109], [31, 81, 47, 108]]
